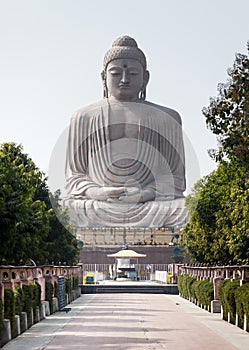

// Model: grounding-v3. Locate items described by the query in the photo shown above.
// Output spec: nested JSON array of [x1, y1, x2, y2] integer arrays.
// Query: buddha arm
[[65, 108, 128, 200], [65, 112, 97, 198]]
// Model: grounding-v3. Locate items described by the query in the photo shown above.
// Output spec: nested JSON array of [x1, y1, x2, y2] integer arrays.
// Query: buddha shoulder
[[143, 100, 182, 125], [70, 99, 107, 122]]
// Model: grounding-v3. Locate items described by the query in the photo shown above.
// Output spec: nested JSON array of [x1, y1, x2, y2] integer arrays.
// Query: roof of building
[[107, 249, 146, 259]]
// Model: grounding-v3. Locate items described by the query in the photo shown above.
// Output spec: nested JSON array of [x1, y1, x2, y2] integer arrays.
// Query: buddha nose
[[121, 70, 129, 84]]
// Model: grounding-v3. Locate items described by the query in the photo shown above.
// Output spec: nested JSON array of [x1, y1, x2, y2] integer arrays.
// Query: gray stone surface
[[12, 315, 20, 339], [64, 36, 188, 228], [2, 293, 249, 350], [1, 319, 11, 346], [211, 300, 221, 313], [20, 312, 27, 333], [42, 300, 50, 316], [52, 297, 58, 313]]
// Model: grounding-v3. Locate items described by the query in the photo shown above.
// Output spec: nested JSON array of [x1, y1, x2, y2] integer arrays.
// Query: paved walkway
[[2, 293, 249, 350]]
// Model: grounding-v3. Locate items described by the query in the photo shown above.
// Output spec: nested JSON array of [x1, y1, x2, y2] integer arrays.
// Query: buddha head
[[101, 36, 150, 101]]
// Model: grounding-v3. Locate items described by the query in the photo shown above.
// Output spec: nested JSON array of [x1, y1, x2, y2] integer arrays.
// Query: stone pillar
[[34, 306, 40, 323], [1, 319, 11, 346], [52, 297, 58, 313], [42, 300, 50, 316], [211, 277, 223, 313], [20, 312, 28, 333], [244, 314, 248, 332], [225, 269, 230, 279], [77, 263, 83, 284], [12, 315, 21, 338], [40, 302, 46, 319], [213, 277, 224, 300], [211, 300, 221, 313], [28, 308, 34, 328]]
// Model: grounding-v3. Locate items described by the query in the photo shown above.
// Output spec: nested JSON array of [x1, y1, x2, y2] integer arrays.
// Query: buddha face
[[105, 58, 149, 101]]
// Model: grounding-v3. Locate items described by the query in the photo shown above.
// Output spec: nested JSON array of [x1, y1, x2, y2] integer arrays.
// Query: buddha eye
[[128, 70, 139, 76], [109, 69, 121, 76]]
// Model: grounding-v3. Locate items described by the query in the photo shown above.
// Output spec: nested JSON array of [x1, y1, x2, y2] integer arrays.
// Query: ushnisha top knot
[[103, 35, 147, 71]]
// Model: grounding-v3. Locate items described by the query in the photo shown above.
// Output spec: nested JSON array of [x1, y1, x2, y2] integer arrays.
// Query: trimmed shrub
[[177, 274, 185, 296], [14, 286, 24, 316], [178, 274, 197, 301], [4, 289, 15, 336], [54, 281, 58, 298], [219, 279, 240, 323], [73, 275, 79, 290], [193, 280, 203, 305], [235, 282, 249, 330], [65, 278, 72, 296], [192, 280, 214, 309], [200, 280, 214, 309], [218, 279, 230, 320], [186, 275, 196, 300], [22, 284, 33, 326], [45, 281, 54, 312], [33, 283, 41, 308]]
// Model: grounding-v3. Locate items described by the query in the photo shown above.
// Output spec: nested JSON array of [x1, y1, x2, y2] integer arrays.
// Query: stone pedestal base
[[1, 319, 11, 346], [211, 300, 221, 313]]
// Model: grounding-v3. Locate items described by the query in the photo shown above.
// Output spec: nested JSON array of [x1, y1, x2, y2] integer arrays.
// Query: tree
[[215, 165, 249, 263], [183, 162, 249, 264], [0, 143, 49, 264], [0, 142, 79, 265], [183, 43, 249, 264], [35, 185, 79, 265], [203, 42, 249, 165]]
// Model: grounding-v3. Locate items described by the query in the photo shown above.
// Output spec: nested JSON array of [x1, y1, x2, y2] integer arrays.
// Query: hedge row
[[3, 283, 41, 337], [45, 281, 54, 312], [178, 274, 214, 310], [4, 289, 15, 336], [73, 275, 79, 290], [45, 276, 79, 311], [218, 280, 249, 329], [2, 276, 79, 335], [66, 275, 79, 296]]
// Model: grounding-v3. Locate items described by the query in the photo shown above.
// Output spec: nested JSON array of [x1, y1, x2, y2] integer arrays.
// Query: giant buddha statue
[[64, 35, 188, 228]]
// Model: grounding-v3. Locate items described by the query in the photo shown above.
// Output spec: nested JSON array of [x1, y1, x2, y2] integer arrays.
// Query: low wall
[[177, 263, 249, 331], [0, 264, 83, 302], [0, 265, 83, 347]]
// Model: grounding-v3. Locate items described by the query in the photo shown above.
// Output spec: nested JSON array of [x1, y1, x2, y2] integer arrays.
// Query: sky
[[1, 0, 249, 195]]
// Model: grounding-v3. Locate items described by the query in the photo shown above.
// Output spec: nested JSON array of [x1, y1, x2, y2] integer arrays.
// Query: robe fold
[[64, 99, 188, 228]]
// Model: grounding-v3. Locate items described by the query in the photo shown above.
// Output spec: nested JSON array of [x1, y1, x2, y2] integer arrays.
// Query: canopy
[[107, 249, 146, 259]]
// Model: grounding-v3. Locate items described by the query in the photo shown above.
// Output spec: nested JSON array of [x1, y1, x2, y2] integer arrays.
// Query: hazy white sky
[[1, 0, 248, 194]]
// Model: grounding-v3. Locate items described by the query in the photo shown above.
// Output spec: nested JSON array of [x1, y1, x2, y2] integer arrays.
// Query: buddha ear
[[101, 70, 106, 82], [144, 70, 150, 87], [101, 70, 108, 98]]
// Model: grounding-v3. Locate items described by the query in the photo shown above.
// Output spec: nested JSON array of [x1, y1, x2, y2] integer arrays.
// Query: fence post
[[211, 277, 223, 313]]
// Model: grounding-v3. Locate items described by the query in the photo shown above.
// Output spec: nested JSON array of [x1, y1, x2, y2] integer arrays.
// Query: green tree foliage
[[203, 43, 249, 165], [0, 143, 49, 264], [183, 44, 249, 264], [183, 161, 249, 264], [35, 185, 79, 265], [14, 286, 24, 317], [178, 274, 214, 310], [0, 142, 79, 265], [235, 282, 249, 329], [45, 281, 54, 312], [218, 279, 240, 323]]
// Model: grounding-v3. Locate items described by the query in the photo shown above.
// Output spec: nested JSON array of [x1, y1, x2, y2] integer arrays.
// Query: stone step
[[80, 284, 178, 295]]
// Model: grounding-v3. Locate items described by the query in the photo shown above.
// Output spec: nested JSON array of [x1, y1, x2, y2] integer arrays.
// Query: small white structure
[[107, 249, 146, 280]]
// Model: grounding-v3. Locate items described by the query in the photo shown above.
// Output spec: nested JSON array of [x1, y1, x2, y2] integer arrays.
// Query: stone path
[[2, 293, 249, 350]]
